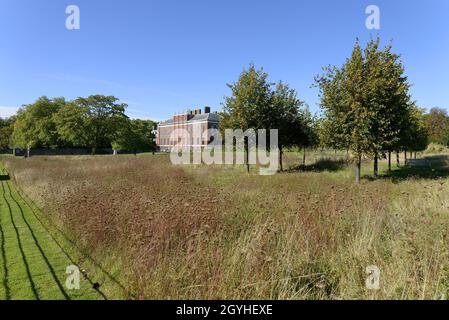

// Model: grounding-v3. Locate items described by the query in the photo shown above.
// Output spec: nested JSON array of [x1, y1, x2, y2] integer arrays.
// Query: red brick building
[[156, 107, 219, 152]]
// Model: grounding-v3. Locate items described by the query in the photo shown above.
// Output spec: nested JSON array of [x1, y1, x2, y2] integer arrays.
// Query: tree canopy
[[425, 107, 449, 146], [0, 116, 15, 150], [112, 119, 157, 154], [55, 95, 129, 153], [221, 64, 316, 171], [8, 95, 156, 155], [316, 38, 424, 182], [12, 96, 64, 149]]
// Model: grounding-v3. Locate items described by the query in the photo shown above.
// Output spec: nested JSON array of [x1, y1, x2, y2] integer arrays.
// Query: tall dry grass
[[3, 154, 449, 299]]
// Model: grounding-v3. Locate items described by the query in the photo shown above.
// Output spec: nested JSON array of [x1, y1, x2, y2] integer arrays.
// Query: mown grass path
[[0, 165, 102, 300]]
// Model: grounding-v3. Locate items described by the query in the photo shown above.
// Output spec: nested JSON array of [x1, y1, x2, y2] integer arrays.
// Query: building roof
[[158, 112, 219, 126]]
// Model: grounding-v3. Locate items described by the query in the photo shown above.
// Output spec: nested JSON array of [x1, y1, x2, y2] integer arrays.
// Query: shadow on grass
[[0, 174, 10, 181], [288, 158, 349, 173], [0, 181, 39, 299], [367, 155, 449, 183], [4, 180, 71, 300]]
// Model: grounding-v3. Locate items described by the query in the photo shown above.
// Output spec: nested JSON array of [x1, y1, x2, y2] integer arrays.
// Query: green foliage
[[444, 131, 449, 147], [221, 64, 315, 150], [425, 108, 449, 145], [403, 106, 429, 152], [221, 64, 273, 131], [300, 107, 319, 148], [54, 95, 129, 153], [272, 82, 309, 149], [112, 119, 157, 153], [0, 117, 14, 150], [75, 95, 129, 153], [8, 95, 157, 154], [316, 38, 414, 160], [53, 101, 90, 147], [12, 96, 64, 149]]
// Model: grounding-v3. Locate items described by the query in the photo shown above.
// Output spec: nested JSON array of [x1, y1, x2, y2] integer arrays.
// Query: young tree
[[271, 82, 311, 171], [298, 107, 319, 168], [404, 106, 429, 158], [364, 40, 412, 177], [316, 41, 366, 183], [54, 101, 90, 148], [222, 64, 312, 172], [221, 64, 273, 173], [316, 38, 413, 183]]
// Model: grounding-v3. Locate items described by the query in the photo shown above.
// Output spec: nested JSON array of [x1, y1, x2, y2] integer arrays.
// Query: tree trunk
[[245, 138, 250, 173], [355, 157, 361, 184], [374, 154, 379, 178], [396, 151, 400, 167], [414, 152, 417, 159], [302, 146, 306, 169], [26, 144, 30, 158], [279, 145, 283, 172], [113, 149, 117, 156], [346, 149, 349, 160], [388, 151, 391, 172]]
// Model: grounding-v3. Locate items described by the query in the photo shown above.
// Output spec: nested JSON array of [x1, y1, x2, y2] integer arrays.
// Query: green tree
[[221, 64, 273, 172], [112, 119, 156, 155], [316, 41, 366, 183], [425, 108, 449, 145], [0, 117, 15, 150], [12, 96, 64, 156], [364, 39, 412, 176], [317, 117, 349, 151], [299, 108, 319, 168], [316, 38, 413, 183], [404, 106, 429, 158], [54, 101, 90, 147], [55, 95, 129, 154], [222, 64, 312, 172], [271, 82, 312, 170]]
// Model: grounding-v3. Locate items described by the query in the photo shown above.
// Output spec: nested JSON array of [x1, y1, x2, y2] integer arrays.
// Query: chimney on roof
[[204, 106, 211, 114]]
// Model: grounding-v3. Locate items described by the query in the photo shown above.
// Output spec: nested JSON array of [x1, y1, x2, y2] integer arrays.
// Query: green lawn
[[0, 164, 102, 300]]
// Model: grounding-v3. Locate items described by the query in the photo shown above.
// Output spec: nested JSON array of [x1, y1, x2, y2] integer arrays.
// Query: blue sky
[[0, 0, 448, 121]]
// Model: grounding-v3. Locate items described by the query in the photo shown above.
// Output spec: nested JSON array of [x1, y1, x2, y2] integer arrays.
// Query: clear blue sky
[[1, 0, 448, 120]]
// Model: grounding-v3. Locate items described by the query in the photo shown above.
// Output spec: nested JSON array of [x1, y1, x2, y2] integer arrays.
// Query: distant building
[[156, 106, 219, 152]]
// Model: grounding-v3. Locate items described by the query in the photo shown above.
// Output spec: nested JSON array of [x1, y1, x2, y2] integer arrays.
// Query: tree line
[[1, 38, 448, 183], [221, 38, 444, 183], [0, 95, 156, 155]]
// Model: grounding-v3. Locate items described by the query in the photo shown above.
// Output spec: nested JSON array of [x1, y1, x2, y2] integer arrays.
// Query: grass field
[[0, 164, 103, 300], [1, 149, 449, 300]]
